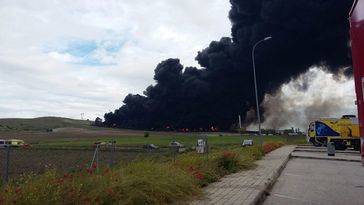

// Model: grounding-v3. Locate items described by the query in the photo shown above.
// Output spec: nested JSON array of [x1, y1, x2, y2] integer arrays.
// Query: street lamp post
[[252, 36, 272, 140]]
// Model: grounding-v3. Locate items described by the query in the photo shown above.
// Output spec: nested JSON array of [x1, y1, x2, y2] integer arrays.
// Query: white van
[[0, 139, 7, 148], [0, 139, 25, 148]]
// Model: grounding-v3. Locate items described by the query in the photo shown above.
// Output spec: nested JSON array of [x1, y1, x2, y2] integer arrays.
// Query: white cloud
[[0, 0, 231, 120]]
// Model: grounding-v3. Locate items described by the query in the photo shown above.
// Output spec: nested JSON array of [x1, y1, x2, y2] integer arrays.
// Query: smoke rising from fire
[[258, 67, 356, 131], [104, 0, 355, 130]]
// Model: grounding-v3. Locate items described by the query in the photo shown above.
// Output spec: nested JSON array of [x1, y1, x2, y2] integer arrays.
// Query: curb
[[293, 149, 360, 155], [252, 146, 295, 205], [291, 155, 362, 162]]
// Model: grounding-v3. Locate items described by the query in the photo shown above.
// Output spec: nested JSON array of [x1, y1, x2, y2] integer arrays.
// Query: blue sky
[[65, 40, 98, 58], [0, 0, 231, 120], [44, 38, 126, 66]]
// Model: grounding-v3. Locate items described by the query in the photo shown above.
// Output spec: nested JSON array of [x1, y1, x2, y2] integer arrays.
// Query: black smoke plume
[[104, 0, 354, 131]]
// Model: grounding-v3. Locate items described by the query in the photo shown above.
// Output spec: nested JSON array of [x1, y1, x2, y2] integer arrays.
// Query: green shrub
[[144, 132, 150, 138], [119, 161, 200, 204], [176, 145, 264, 187], [217, 151, 240, 173]]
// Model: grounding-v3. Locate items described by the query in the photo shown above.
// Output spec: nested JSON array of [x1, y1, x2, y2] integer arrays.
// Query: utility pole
[[252, 36, 272, 145]]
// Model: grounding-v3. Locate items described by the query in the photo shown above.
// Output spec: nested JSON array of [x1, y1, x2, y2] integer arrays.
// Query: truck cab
[[307, 116, 361, 150]]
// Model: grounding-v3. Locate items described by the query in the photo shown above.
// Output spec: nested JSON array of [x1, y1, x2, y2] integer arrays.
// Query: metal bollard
[[327, 142, 335, 156]]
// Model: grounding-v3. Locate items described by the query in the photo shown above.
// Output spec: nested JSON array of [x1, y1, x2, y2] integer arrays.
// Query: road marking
[[283, 172, 303, 178], [272, 193, 319, 204]]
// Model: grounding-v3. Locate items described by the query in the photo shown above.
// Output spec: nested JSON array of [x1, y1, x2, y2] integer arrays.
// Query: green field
[[0, 117, 307, 148], [37, 134, 306, 148], [0, 117, 91, 131]]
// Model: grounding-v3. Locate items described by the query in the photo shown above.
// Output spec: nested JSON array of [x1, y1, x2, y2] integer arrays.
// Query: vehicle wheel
[[312, 141, 322, 147], [353, 141, 361, 151], [333, 141, 347, 150], [309, 138, 322, 147]]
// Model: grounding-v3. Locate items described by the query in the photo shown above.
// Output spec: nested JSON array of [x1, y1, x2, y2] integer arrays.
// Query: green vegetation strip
[[36, 135, 306, 148], [0, 117, 90, 132], [0, 143, 285, 205]]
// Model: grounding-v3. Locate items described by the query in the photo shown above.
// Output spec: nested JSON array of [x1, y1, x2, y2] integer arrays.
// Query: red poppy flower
[[15, 187, 21, 194]]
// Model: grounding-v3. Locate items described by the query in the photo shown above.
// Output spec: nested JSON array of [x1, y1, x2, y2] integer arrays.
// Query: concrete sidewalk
[[190, 145, 296, 205], [264, 158, 364, 205]]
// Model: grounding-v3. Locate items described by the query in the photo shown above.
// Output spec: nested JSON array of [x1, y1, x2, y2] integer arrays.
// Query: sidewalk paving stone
[[190, 145, 296, 205]]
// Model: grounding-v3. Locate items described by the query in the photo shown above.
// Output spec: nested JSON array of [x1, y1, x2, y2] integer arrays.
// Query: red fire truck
[[349, 0, 364, 163]]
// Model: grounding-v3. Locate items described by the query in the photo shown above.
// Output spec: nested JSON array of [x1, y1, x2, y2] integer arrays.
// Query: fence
[[0, 134, 303, 184], [0, 144, 173, 185]]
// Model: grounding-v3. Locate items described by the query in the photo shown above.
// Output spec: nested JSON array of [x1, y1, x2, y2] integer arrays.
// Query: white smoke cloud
[[250, 67, 357, 131]]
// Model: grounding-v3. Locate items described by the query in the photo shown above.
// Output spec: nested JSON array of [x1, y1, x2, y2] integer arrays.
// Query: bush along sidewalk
[[0, 142, 284, 205]]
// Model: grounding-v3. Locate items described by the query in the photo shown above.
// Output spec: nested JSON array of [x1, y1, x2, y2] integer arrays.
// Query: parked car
[[0, 139, 26, 148], [169, 141, 183, 147], [6, 139, 25, 147], [0, 139, 7, 148], [143, 144, 159, 150]]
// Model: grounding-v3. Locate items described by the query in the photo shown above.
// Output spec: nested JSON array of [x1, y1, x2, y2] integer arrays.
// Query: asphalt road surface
[[264, 148, 364, 205]]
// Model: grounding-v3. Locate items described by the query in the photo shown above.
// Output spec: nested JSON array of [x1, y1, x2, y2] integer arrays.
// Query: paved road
[[264, 148, 364, 205]]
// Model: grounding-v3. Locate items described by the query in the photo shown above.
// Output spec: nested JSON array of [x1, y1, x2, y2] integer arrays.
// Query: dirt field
[[0, 147, 170, 179]]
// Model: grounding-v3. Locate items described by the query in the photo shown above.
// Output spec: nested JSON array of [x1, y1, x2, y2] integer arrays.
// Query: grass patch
[[35, 135, 306, 148], [176, 146, 263, 187], [1, 162, 199, 205], [0, 117, 91, 132]]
